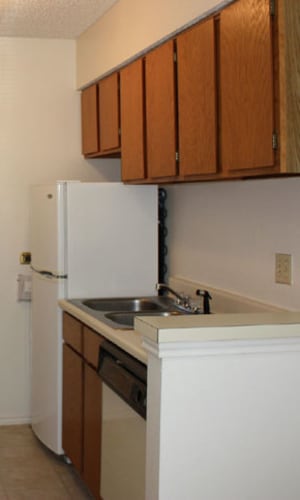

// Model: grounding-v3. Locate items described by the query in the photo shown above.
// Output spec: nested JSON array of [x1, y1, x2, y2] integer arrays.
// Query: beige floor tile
[[56, 468, 93, 499], [0, 462, 63, 491], [0, 426, 35, 448], [0, 486, 8, 500], [0, 446, 45, 460], [5, 488, 70, 499], [0, 425, 93, 499]]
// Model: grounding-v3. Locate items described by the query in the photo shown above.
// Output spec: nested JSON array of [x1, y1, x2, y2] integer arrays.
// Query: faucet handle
[[196, 289, 212, 314]]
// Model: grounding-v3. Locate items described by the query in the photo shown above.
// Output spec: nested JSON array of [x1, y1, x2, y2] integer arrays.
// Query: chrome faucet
[[156, 283, 199, 312], [156, 283, 186, 302], [156, 283, 212, 314]]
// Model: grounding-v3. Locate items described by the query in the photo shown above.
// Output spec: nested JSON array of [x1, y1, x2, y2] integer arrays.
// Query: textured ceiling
[[0, 0, 118, 39]]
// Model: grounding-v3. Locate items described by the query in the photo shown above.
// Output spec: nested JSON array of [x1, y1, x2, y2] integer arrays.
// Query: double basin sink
[[69, 295, 195, 329]]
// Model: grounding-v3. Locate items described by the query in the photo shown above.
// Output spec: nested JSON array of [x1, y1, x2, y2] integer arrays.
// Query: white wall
[[0, 37, 121, 424], [166, 178, 300, 310]]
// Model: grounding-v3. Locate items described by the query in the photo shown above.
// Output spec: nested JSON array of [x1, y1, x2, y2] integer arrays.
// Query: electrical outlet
[[275, 253, 292, 285]]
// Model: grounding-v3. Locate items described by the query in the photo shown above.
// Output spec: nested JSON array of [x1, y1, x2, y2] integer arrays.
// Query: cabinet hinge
[[118, 127, 121, 137], [270, 0, 275, 16], [272, 132, 278, 150], [173, 52, 177, 63], [175, 151, 179, 162]]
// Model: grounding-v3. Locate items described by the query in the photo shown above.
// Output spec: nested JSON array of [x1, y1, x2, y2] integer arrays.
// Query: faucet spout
[[156, 283, 185, 302]]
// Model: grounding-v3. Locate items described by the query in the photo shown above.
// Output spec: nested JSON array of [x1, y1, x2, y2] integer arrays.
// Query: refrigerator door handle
[[31, 265, 67, 280]]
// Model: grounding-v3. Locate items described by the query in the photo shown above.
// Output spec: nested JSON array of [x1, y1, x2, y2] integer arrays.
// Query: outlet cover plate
[[275, 253, 292, 285]]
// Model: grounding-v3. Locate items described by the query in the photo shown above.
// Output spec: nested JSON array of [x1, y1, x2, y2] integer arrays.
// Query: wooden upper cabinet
[[145, 40, 177, 179], [219, 0, 275, 172], [177, 19, 217, 176], [81, 85, 99, 156], [278, 0, 300, 174], [120, 59, 146, 181], [82, 0, 300, 181], [98, 73, 120, 152]]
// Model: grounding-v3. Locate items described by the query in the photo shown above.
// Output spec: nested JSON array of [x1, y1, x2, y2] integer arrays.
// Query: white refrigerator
[[30, 181, 158, 454]]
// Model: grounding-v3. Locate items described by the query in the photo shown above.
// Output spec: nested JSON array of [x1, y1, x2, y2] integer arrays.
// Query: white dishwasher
[[98, 341, 147, 500]]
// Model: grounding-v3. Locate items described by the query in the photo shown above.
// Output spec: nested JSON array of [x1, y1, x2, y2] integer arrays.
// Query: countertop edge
[[59, 299, 147, 364], [135, 312, 300, 345]]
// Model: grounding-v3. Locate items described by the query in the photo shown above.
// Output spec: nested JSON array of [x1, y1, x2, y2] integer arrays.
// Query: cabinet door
[[145, 40, 177, 179], [177, 19, 217, 176], [98, 73, 120, 152], [83, 364, 102, 500], [120, 59, 146, 181], [63, 312, 82, 354], [62, 344, 83, 473], [220, 0, 274, 172], [83, 326, 104, 369], [81, 85, 99, 156]]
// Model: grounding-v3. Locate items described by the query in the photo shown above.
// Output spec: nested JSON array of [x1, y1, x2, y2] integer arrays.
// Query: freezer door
[[30, 183, 66, 275], [31, 272, 64, 454], [66, 183, 158, 298]]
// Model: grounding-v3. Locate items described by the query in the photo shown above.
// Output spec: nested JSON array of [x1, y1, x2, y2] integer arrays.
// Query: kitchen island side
[[136, 313, 300, 500]]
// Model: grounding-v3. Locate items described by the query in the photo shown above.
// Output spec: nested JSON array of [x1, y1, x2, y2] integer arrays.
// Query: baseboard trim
[[0, 417, 31, 426]]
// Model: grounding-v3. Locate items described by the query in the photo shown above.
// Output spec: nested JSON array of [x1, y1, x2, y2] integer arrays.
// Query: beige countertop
[[60, 297, 300, 363], [135, 311, 300, 345], [59, 299, 147, 364]]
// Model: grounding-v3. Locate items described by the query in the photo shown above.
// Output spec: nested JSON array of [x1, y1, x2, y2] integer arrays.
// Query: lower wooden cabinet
[[62, 313, 102, 500], [62, 343, 83, 473], [82, 364, 102, 499]]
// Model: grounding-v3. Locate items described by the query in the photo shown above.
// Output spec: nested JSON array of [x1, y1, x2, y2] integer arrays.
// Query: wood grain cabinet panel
[[62, 314, 103, 499], [62, 344, 83, 473], [81, 0, 299, 180], [278, 0, 300, 174], [120, 59, 146, 181], [83, 363, 102, 500], [145, 40, 177, 179], [81, 85, 99, 156], [177, 19, 217, 176], [219, 0, 275, 172], [83, 326, 104, 369], [63, 312, 82, 354], [98, 73, 120, 152]]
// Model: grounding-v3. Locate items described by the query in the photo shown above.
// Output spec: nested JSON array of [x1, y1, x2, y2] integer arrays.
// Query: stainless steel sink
[[105, 310, 185, 328], [82, 297, 174, 312], [69, 295, 197, 330]]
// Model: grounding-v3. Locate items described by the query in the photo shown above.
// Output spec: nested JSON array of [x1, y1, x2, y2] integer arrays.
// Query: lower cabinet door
[[83, 363, 102, 500], [62, 344, 83, 473]]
